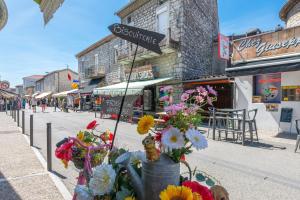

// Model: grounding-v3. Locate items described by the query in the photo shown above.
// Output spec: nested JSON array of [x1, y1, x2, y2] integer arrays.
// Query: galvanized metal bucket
[[142, 154, 180, 200]]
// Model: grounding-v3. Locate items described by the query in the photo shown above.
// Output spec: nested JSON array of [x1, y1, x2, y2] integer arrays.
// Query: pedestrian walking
[[22, 98, 26, 109], [41, 98, 46, 112], [31, 98, 37, 113]]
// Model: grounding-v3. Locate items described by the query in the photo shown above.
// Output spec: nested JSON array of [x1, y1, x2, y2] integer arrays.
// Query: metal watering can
[[118, 153, 180, 200]]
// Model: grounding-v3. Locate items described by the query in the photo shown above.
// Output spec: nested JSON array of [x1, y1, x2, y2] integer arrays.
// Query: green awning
[[93, 77, 172, 97]]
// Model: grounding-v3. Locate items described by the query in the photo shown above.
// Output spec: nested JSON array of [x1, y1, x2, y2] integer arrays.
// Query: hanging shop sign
[[232, 26, 300, 63], [125, 65, 156, 81], [108, 23, 165, 54], [253, 73, 281, 103], [0, 80, 10, 90], [218, 33, 230, 60]]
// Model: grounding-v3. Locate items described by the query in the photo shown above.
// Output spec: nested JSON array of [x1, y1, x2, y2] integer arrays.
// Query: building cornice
[[115, 0, 151, 18], [280, 0, 300, 21], [75, 34, 116, 58]]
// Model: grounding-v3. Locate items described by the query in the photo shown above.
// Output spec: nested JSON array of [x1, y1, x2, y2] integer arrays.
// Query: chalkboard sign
[[102, 95, 139, 117], [280, 108, 293, 123]]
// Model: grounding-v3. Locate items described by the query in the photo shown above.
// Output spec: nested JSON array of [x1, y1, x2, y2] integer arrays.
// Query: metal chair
[[295, 119, 300, 153], [245, 109, 258, 142]]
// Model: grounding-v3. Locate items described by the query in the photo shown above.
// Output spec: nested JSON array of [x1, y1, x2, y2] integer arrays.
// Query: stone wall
[[180, 0, 219, 80], [58, 70, 79, 92], [77, 37, 122, 84], [287, 2, 300, 28]]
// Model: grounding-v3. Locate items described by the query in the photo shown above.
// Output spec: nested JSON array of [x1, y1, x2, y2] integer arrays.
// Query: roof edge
[[75, 34, 116, 58], [279, 0, 300, 21]]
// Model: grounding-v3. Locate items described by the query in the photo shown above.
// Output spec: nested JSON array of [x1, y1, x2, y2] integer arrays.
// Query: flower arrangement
[[138, 86, 217, 162], [55, 86, 229, 200]]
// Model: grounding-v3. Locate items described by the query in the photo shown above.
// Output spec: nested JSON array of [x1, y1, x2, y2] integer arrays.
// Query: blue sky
[[0, 0, 286, 87]]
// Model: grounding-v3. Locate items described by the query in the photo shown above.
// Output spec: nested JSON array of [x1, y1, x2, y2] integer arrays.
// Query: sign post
[[108, 23, 165, 149]]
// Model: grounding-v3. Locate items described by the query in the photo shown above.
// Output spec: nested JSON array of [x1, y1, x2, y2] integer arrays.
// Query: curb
[[19, 127, 72, 200]]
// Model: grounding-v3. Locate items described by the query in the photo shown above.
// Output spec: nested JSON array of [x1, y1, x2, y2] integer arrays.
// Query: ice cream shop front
[[227, 25, 300, 134]]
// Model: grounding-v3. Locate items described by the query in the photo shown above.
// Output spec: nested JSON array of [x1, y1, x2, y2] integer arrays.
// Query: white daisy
[[161, 127, 185, 150], [75, 185, 93, 200], [89, 164, 116, 196], [186, 128, 208, 150]]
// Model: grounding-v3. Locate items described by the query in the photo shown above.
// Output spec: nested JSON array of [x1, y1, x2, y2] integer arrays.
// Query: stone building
[[77, 0, 224, 113], [35, 68, 78, 93], [22, 75, 44, 96]]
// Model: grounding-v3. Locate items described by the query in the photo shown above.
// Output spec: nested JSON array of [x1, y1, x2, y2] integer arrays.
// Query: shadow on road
[[0, 171, 22, 200]]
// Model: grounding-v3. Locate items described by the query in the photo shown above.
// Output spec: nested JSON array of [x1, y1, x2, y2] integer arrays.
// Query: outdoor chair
[[207, 107, 215, 138], [243, 109, 258, 142], [295, 119, 300, 153]]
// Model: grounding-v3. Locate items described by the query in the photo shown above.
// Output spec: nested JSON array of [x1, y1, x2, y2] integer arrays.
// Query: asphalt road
[[22, 106, 300, 200]]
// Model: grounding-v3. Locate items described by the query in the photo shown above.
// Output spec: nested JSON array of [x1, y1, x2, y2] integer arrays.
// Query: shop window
[[156, 4, 169, 34], [252, 74, 281, 103], [282, 86, 300, 101]]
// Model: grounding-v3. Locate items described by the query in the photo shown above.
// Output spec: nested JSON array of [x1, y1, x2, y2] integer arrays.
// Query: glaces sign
[[232, 26, 300, 63]]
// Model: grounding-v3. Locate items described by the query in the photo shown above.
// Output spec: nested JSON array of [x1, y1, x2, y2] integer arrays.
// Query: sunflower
[[160, 185, 194, 200], [124, 197, 135, 200], [137, 115, 155, 135]]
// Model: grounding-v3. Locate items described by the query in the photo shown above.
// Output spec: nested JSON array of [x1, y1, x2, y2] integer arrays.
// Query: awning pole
[[110, 43, 139, 150]]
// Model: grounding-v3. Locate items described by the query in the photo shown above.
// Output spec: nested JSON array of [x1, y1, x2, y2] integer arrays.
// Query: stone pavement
[[0, 112, 65, 200]]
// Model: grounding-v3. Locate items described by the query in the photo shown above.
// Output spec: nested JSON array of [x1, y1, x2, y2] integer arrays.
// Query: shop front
[[79, 78, 104, 111], [227, 25, 300, 134], [93, 77, 172, 121]]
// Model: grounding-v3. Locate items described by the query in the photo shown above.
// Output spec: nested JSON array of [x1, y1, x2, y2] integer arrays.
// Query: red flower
[[162, 115, 170, 122], [55, 140, 74, 168], [100, 131, 114, 143], [86, 120, 97, 130], [182, 181, 214, 200], [154, 132, 162, 142], [180, 154, 186, 161]]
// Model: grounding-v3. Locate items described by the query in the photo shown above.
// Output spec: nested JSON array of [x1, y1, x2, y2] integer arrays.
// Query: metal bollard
[[30, 115, 33, 146], [17, 110, 20, 127], [47, 123, 52, 171], [14, 110, 17, 122], [95, 110, 97, 118], [22, 111, 25, 134]]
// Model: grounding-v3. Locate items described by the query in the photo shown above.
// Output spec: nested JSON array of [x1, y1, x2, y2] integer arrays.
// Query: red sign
[[218, 33, 230, 60], [0, 81, 10, 90]]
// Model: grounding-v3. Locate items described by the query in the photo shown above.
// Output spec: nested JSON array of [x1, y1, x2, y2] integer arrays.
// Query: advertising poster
[[266, 104, 279, 112], [254, 73, 281, 103]]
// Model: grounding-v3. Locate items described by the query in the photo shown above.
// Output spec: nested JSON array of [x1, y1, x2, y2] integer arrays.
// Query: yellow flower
[[77, 131, 84, 141], [193, 192, 203, 200], [124, 197, 135, 200], [137, 115, 154, 135], [160, 185, 193, 200]]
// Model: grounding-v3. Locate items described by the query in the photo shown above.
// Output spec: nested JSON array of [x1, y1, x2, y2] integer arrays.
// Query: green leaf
[[206, 178, 215, 186], [196, 173, 206, 182], [34, 0, 42, 5]]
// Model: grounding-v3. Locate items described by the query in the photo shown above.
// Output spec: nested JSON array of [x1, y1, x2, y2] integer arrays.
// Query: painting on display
[[266, 104, 279, 112], [254, 73, 281, 103]]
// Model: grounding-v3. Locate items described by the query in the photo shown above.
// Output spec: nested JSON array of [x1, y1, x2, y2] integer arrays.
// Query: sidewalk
[[0, 112, 65, 200]]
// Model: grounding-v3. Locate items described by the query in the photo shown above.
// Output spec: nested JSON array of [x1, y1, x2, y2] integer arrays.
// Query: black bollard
[[17, 110, 20, 127], [30, 115, 33, 146], [22, 111, 25, 134], [47, 123, 52, 171]]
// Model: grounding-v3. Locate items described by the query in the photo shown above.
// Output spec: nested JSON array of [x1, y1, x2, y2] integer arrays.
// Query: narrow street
[[23, 107, 300, 200]]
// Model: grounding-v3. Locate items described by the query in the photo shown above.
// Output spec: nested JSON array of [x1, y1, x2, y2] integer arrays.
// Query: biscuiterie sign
[[232, 26, 300, 63]]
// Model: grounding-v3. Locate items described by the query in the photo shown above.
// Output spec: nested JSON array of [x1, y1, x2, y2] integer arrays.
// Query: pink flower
[[207, 96, 213, 105], [185, 89, 195, 94], [195, 95, 204, 104], [181, 93, 190, 102], [164, 104, 184, 115], [159, 96, 170, 102], [207, 85, 217, 96]]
